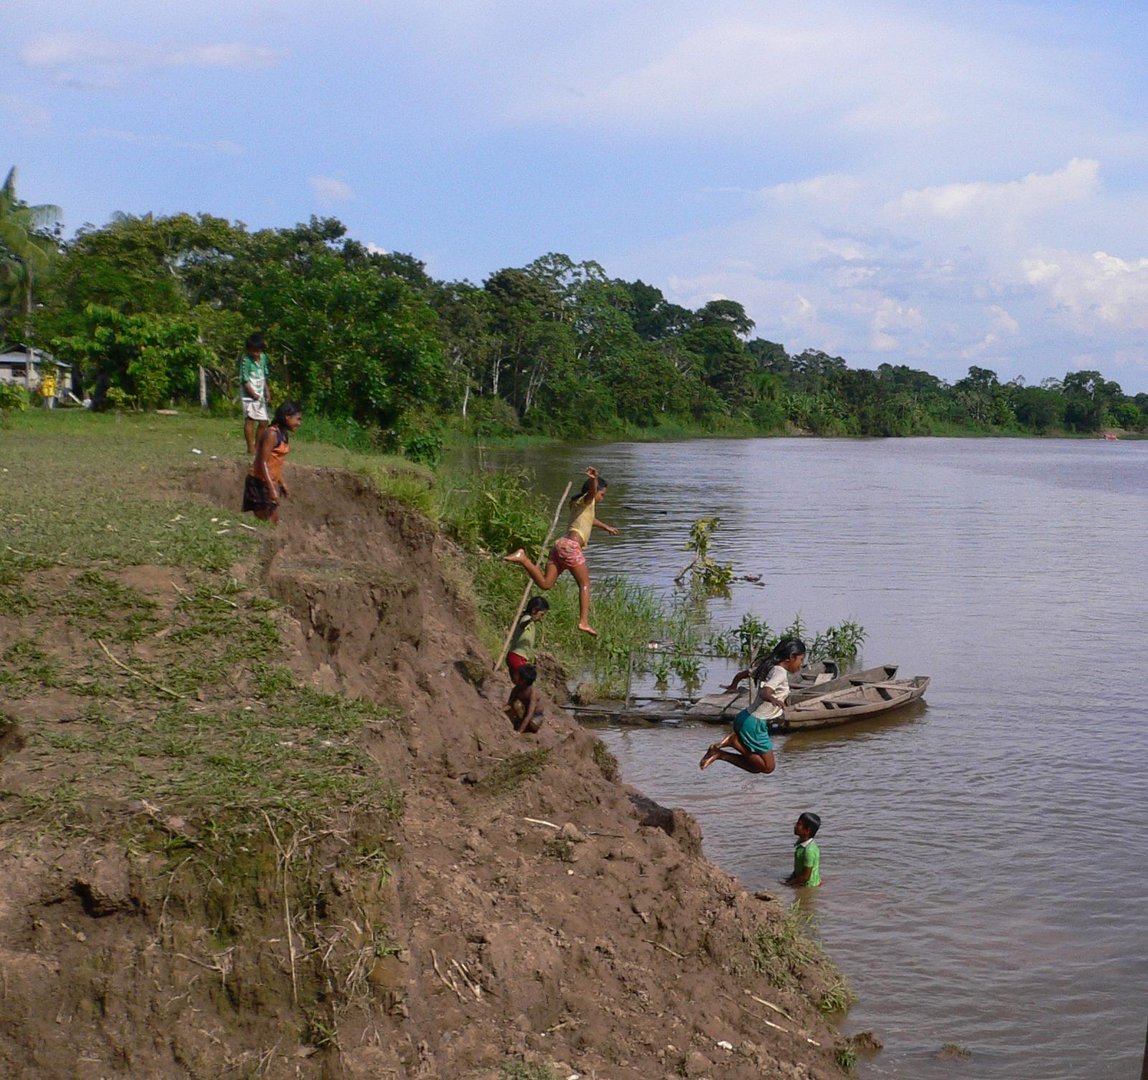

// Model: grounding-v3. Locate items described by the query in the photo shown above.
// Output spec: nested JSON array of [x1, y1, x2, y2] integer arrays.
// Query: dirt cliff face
[[0, 461, 848, 1079]]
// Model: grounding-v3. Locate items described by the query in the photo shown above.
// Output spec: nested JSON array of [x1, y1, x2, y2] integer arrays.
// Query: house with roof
[[0, 344, 73, 402]]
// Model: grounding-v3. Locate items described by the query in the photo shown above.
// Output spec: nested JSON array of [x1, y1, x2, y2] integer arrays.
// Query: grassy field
[[0, 409, 667, 836], [0, 409, 412, 834]]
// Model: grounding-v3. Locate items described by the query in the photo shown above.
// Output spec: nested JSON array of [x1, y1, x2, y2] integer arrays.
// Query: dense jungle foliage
[[3, 170, 1147, 456]]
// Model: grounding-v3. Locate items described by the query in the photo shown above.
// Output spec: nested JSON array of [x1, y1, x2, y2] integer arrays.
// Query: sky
[[5, 0, 1148, 392]]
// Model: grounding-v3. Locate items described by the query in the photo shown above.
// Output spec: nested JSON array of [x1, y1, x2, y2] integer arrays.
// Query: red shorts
[[507, 652, 529, 683], [550, 535, 586, 572]]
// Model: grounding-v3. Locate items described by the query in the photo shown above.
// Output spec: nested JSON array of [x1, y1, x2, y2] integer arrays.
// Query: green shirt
[[794, 839, 820, 887], [508, 616, 538, 661], [240, 352, 269, 400]]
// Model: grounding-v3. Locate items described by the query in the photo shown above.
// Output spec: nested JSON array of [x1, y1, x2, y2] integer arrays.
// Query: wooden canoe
[[685, 664, 900, 719], [769, 676, 930, 733]]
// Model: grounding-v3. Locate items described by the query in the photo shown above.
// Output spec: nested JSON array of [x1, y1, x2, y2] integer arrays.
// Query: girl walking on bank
[[242, 401, 303, 525], [700, 638, 806, 775], [504, 466, 619, 636]]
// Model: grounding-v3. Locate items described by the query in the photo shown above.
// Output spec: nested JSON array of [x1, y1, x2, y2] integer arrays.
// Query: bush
[[466, 395, 521, 437], [401, 424, 444, 467], [441, 469, 549, 555], [0, 383, 30, 411]]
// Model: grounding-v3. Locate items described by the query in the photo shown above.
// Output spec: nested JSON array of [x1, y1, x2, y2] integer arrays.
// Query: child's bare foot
[[577, 623, 598, 637], [503, 548, 525, 564], [699, 744, 721, 770]]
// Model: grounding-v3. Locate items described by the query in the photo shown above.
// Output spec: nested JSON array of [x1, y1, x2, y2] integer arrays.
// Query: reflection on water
[[489, 438, 1148, 1080]]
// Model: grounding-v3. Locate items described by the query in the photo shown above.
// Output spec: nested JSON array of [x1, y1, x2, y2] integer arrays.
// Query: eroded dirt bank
[[0, 461, 849, 1079]]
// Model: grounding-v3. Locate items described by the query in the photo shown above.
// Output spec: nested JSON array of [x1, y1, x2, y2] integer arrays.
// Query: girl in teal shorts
[[700, 638, 806, 775]]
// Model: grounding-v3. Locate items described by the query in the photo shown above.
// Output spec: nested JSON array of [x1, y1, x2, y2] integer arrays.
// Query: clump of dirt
[[0, 460, 851, 1079]]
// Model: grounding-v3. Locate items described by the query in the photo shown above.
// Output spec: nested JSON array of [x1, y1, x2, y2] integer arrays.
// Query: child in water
[[503, 466, 619, 636], [699, 637, 806, 774], [242, 400, 302, 525], [783, 812, 822, 888], [506, 597, 549, 686], [505, 664, 544, 733]]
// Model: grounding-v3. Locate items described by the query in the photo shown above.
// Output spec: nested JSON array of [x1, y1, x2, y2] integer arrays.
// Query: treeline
[[4, 191, 1147, 458]]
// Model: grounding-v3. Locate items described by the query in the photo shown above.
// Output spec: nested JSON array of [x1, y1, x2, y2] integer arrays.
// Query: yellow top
[[567, 493, 596, 546]]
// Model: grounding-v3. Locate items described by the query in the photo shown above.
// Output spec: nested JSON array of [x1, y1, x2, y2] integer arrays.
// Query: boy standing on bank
[[240, 333, 272, 455], [783, 812, 822, 888]]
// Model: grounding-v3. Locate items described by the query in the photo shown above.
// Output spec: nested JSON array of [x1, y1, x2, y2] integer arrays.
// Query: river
[[486, 436, 1148, 1079]]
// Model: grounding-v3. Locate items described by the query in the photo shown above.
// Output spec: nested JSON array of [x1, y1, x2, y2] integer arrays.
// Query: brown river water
[[485, 437, 1148, 1079]]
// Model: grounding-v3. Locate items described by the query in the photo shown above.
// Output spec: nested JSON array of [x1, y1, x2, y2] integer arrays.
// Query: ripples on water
[[495, 438, 1148, 1079]]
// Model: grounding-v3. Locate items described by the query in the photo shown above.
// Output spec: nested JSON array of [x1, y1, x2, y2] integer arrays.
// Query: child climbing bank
[[503, 466, 619, 636], [699, 637, 806, 774], [506, 597, 549, 685], [505, 664, 545, 734]]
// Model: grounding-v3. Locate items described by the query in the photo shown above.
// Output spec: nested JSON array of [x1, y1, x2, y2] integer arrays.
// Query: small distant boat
[[686, 664, 900, 719], [770, 676, 930, 733]]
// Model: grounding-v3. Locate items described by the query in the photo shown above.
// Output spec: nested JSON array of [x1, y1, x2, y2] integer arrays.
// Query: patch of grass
[[356, 460, 437, 518], [818, 977, 856, 1014], [592, 738, 620, 782], [835, 1041, 858, 1073], [478, 749, 549, 796], [542, 837, 576, 862], [751, 902, 826, 990], [0, 638, 61, 693], [500, 1062, 560, 1080], [0, 568, 34, 615]]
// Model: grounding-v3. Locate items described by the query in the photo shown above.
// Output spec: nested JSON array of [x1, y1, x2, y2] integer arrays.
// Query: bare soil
[[0, 460, 849, 1079]]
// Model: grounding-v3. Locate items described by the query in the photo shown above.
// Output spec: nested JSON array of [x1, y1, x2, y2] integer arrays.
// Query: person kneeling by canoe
[[700, 638, 806, 774]]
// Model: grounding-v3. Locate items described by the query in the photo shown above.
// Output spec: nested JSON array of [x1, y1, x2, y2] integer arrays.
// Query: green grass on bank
[[0, 410, 409, 834]]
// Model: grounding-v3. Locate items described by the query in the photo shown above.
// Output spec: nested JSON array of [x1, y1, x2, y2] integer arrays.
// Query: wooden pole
[[1141, 1015, 1148, 1080], [494, 480, 573, 671]]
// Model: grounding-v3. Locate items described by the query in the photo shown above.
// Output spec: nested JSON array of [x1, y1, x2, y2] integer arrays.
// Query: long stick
[[494, 480, 573, 670]]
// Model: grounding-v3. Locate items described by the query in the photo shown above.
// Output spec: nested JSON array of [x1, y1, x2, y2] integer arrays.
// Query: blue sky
[[5, 0, 1148, 392]]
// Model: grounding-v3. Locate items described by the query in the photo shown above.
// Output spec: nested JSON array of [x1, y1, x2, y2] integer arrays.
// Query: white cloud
[[961, 304, 1019, 359], [88, 127, 244, 156], [21, 35, 279, 84], [870, 297, 924, 352], [310, 176, 354, 207], [889, 159, 1100, 221], [1023, 249, 1148, 332]]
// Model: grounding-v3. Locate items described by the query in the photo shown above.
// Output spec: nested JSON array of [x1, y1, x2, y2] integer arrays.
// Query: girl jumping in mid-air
[[504, 466, 619, 636], [699, 637, 806, 774], [242, 400, 303, 526]]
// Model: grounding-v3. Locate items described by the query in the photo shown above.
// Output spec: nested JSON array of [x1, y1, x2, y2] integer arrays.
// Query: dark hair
[[245, 332, 266, 353], [519, 664, 537, 686], [754, 636, 807, 677], [797, 811, 821, 837], [574, 475, 608, 501], [525, 597, 550, 616], [272, 400, 302, 436]]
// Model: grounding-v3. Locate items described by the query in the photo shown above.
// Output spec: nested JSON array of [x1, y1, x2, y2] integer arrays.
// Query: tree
[[620, 279, 693, 341], [1061, 369, 1123, 433], [952, 366, 1013, 427], [1010, 385, 1064, 433], [51, 304, 212, 408], [697, 299, 754, 337], [0, 167, 62, 353]]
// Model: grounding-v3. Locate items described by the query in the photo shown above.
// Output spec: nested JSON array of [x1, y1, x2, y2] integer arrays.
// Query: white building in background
[[0, 344, 73, 402]]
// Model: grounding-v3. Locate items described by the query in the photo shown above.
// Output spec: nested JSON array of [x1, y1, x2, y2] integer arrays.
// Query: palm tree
[[0, 166, 63, 382]]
